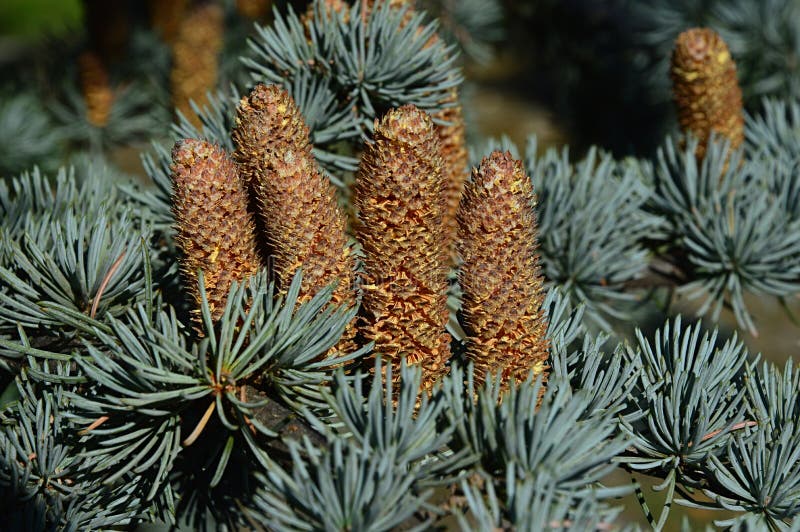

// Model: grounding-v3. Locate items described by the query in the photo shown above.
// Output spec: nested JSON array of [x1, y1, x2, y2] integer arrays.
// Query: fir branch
[[455, 467, 621, 531], [0, 372, 144, 529], [443, 367, 629, 498], [242, 0, 462, 178], [306, 360, 474, 483], [0, 92, 61, 177], [40, 270, 362, 526], [249, 436, 431, 531], [526, 138, 661, 331], [0, 208, 150, 347], [620, 317, 750, 476], [49, 80, 168, 156], [682, 359, 800, 527], [649, 136, 800, 335], [745, 97, 800, 163]]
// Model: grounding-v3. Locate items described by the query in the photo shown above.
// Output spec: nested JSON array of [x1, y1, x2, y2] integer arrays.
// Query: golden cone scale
[[171, 140, 262, 324], [457, 151, 549, 392], [433, 89, 469, 257], [670, 28, 744, 160], [78, 51, 114, 128], [231, 84, 357, 348], [355, 104, 451, 390], [171, 3, 224, 128]]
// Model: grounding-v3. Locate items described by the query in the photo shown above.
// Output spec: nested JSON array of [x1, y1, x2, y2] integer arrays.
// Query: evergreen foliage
[[630, 0, 800, 104], [414, 0, 504, 64], [0, 92, 60, 177], [243, 0, 462, 176], [3, 1, 800, 530]]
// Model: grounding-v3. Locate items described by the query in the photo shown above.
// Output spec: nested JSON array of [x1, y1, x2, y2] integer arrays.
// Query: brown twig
[[79, 415, 109, 435], [183, 400, 216, 446], [700, 420, 758, 443], [90, 249, 127, 319]]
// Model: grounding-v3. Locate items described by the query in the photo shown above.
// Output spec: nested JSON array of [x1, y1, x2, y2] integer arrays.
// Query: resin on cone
[[670, 28, 744, 160], [171, 2, 224, 127], [355, 104, 451, 389], [457, 151, 549, 392], [78, 51, 114, 128], [231, 84, 356, 313], [171, 139, 261, 323]]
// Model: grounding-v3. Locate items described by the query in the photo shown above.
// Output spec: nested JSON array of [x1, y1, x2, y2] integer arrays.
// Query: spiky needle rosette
[[457, 151, 549, 391], [302, 0, 351, 24], [231, 84, 356, 312], [170, 2, 224, 127], [171, 139, 261, 323], [355, 104, 451, 389], [78, 51, 114, 128], [670, 27, 745, 160]]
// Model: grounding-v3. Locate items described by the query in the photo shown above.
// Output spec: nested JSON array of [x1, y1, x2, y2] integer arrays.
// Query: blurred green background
[[0, 0, 81, 37]]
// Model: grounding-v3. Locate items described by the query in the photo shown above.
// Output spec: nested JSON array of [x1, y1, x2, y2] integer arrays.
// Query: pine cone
[[670, 28, 744, 160], [457, 151, 549, 392], [231, 84, 356, 313], [171, 139, 261, 324], [355, 104, 451, 390], [366, 0, 467, 253], [433, 89, 469, 258], [171, 2, 224, 127], [78, 51, 114, 128], [148, 0, 189, 44]]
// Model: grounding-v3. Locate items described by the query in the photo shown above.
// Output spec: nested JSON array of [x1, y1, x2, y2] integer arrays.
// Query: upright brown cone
[[171, 2, 224, 127], [171, 139, 261, 323], [457, 151, 549, 391], [355, 105, 451, 389], [670, 28, 744, 160], [78, 51, 114, 128], [365, 0, 468, 253], [433, 89, 469, 257], [148, 0, 189, 44], [231, 84, 356, 313]]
